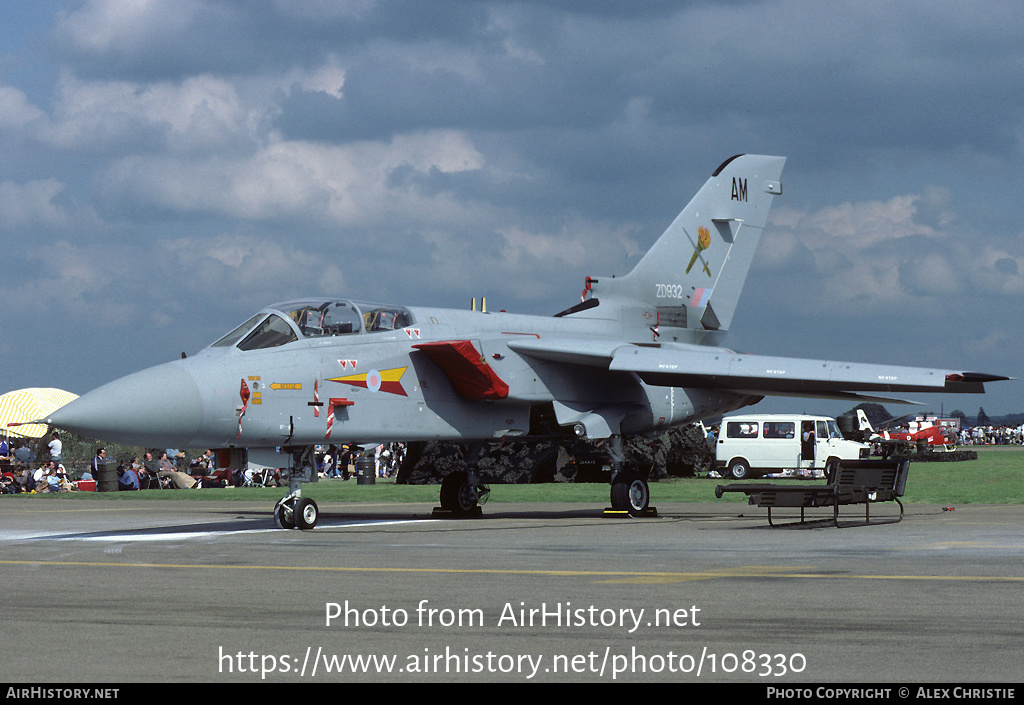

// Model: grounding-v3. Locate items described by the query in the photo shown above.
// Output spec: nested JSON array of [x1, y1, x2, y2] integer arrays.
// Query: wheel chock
[[431, 506, 484, 519], [602, 507, 658, 518]]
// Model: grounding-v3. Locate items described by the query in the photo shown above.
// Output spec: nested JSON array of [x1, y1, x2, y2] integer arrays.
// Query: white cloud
[[43, 72, 255, 152], [270, 0, 378, 23], [97, 130, 485, 225], [5, 240, 132, 327], [160, 233, 347, 307], [802, 194, 940, 249], [55, 0, 207, 56], [499, 226, 588, 271], [0, 86, 46, 131], [761, 190, 1010, 316], [294, 56, 347, 99], [899, 251, 962, 297], [0, 179, 72, 229]]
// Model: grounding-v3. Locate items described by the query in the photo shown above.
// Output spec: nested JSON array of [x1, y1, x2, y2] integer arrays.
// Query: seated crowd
[[1, 437, 400, 493], [0, 440, 279, 493]]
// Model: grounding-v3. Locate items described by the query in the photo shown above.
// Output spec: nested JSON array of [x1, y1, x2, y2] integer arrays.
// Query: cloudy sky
[[2, 0, 1021, 419]]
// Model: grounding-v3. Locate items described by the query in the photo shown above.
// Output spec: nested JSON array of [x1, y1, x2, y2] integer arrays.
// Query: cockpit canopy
[[210, 299, 413, 351]]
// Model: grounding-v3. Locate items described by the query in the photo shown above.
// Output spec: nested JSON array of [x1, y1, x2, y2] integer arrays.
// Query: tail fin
[[583, 154, 785, 341]]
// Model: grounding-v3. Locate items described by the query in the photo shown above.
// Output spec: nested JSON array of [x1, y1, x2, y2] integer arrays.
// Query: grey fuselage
[[50, 298, 755, 449]]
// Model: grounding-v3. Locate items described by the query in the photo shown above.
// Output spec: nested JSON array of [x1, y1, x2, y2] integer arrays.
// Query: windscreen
[[237, 314, 298, 351], [211, 314, 266, 348]]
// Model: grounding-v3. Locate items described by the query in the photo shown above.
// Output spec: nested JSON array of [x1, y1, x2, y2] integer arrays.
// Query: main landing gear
[[435, 470, 490, 517], [609, 467, 651, 517], [605, 436, 654, 518], [430, 436, 653, 519]]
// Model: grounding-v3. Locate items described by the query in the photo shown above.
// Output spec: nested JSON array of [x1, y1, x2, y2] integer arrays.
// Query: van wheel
[[728, 459, 753, 480]]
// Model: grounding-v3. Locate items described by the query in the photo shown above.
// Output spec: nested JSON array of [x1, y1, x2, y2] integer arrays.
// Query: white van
[[715, 414, 871, 479]]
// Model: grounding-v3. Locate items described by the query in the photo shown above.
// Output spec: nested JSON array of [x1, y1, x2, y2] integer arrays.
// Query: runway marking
[[1, 559, 1023, 584], [6, 507, 154, 514], [1, 518, 434, 542], [597, 566, 804, 584], [906, 540, 1024, 550]]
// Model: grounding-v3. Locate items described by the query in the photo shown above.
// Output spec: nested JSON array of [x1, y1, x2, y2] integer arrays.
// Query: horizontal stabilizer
[[413, 341, 509, 400]]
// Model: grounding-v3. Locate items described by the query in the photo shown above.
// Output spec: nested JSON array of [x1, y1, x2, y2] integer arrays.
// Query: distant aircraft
[[46, 155, 1008, 528], [873, 414, 961, 452]]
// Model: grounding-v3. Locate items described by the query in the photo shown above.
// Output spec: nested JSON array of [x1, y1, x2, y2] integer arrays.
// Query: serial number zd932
[[656, 284, 685, 299]]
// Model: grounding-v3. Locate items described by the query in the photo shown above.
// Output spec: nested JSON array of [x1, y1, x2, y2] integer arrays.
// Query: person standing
[[47, 432, 62, 463], [91, 447, 107, 474]]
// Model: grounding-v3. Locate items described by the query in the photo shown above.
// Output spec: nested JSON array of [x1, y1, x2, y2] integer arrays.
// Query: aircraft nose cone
[[47, 362, 204, 447]]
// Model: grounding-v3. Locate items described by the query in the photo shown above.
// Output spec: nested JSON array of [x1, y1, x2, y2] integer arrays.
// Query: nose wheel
[[274, 493, 319, 530]]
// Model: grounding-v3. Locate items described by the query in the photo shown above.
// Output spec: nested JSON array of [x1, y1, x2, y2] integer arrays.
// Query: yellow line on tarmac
[[2, 559, 1023, 584], [9, 507, 151, 515]]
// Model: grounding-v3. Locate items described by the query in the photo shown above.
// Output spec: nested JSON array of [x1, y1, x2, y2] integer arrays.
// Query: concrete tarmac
[[3, 497, 1023, 683]]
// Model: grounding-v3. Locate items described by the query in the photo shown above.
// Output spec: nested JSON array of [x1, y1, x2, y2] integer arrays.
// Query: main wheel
[[274, 497, 296, 529], [727, 458, 752, 480], [440, 471, 478, 515], [610, 469, 649, 517], [294, 497, 319, 530]]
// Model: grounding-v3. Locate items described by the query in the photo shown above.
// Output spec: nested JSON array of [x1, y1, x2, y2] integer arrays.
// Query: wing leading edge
[[507, 337, 1008, 404]]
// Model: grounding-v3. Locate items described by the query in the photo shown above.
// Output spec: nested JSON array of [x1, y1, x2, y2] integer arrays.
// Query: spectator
[[13, 446, 37, 491], [142, 452, 161, 489], [91, 447, 108, 475], [54, 463, 69, 486], [325, 445, 342, 478], [31, 464, 48, 492], [195, 449, 215, 470], [158, 451, 197, 489], [45, 462, 69, 492], [118, 460, 142, 491], [48, 432, 62, 463], [341, 445, 356, 480], [14, 442, 35, 466]]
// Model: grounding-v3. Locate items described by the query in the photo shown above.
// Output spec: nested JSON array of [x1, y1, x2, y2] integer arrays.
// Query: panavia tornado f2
[[46, 155, 1008, 528]]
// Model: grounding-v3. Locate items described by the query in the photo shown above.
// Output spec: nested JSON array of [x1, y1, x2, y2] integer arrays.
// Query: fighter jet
[[46, 155, 1007, 528]]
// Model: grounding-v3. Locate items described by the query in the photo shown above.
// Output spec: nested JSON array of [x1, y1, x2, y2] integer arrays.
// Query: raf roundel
[[366, 370, 382, 393]]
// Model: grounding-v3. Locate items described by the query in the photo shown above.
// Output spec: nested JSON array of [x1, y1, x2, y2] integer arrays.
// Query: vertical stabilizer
[[615, 154, 785, 337]]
